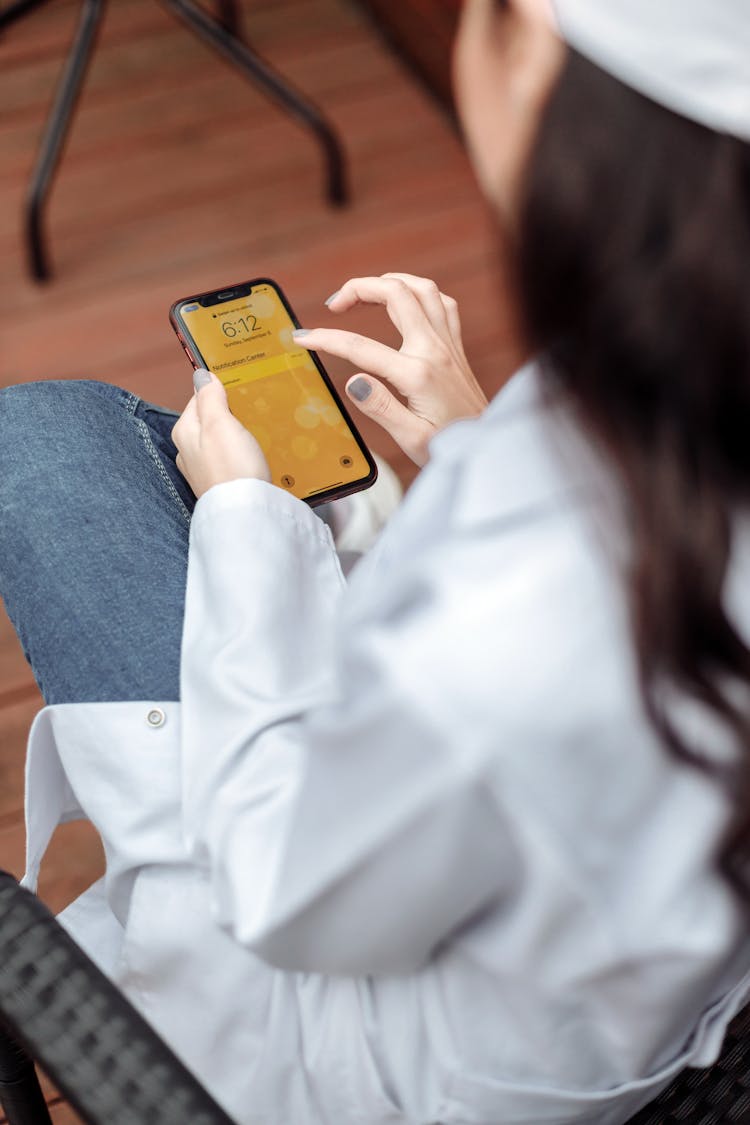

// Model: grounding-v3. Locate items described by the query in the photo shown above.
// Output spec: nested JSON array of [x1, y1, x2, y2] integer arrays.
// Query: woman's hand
[[292, 273, 488, 466], [171, 369, 271, 500]]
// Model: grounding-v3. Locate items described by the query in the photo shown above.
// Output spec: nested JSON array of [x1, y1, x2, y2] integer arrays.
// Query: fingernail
[[292, 329, 310, 339], [193, 368, 211, 390], [348, 377, 371, 402], [324, 289, 341, 306]]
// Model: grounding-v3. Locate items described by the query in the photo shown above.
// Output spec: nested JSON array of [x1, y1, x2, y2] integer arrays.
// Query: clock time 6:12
[[221, 314, 260, 338]]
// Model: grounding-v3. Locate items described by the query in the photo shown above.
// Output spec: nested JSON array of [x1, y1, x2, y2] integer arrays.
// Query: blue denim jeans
[[0, 379, 209, 703]]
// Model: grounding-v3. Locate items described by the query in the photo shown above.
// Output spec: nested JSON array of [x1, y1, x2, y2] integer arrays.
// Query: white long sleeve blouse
[[21, 364, 750, 1124]]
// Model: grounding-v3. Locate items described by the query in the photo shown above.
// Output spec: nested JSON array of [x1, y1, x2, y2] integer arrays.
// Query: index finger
[[293, 326, 416, 396], [326, 276, 435, 345]]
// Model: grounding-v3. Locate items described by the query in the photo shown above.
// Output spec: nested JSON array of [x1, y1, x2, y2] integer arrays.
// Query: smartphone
[[169, 278, 377, 506]]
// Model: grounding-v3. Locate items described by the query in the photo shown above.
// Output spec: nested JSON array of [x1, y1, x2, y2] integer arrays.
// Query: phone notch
[[199, 283, 254, 307]]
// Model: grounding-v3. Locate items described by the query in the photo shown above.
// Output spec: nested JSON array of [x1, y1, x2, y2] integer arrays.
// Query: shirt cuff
[[189, 478, 334, 550]]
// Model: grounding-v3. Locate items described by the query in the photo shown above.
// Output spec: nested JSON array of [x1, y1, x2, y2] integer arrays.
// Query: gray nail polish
[[324, 289, 341, 306], [348, 377, 372, 402], [193, 368, 211, 389], [292, 328, 310, 339]]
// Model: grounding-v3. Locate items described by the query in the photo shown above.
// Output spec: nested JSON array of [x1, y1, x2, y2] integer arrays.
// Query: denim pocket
[[132, 401, 196, 521]]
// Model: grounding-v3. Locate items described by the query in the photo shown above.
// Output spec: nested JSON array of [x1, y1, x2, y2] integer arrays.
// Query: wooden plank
[[0, 815, 104, 910], [2, 0, 361, 71], [47, 1101, 80, 1123], [357, 0, 460, 109], [0, 697, 44, 822], [0, 2, 390, 125], [0, 691, 103, 921], [0, 603, 37, 695]]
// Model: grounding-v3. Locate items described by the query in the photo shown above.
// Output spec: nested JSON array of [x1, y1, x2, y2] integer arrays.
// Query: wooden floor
[[0, 0, 520, 1118]]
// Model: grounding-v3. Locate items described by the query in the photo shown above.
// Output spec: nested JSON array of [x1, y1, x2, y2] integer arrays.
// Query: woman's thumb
[[345, 374, 421, 452], [193, 368, 228, 421], [346, 375, 397, 421]]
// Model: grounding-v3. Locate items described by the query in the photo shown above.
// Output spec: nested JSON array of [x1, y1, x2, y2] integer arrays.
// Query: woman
[[6, 0, 750, 1121]]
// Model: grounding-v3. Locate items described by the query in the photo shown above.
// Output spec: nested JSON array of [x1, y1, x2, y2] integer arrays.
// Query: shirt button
[[146, 707, 166, 728]]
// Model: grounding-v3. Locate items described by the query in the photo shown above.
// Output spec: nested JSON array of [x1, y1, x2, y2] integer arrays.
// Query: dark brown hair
[[518, 50, 750, 892]]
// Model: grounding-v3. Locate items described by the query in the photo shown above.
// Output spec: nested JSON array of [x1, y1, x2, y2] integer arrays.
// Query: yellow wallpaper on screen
[[179, 284, 370, 502]]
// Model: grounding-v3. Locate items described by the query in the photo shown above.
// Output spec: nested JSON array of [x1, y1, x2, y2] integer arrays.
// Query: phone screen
[[172, 281, 374, 504]]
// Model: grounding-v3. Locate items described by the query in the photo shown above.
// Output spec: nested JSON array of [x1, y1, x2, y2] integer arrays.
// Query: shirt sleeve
[[179, 478, 516, 975]]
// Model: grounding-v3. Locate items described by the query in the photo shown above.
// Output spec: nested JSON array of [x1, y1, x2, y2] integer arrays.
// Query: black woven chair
[[1, 868, 749, 1125], [0, 870, 236, 1124]]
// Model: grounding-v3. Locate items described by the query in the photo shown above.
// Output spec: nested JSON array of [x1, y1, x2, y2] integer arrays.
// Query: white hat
[[552, 0, 750, 142]]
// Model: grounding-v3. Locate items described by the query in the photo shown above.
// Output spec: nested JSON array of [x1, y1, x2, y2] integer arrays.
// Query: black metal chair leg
[[214, 0, 240, 38], [24, 0, 106, 281], [0, 0, 52, 34], [0, 1021, 52, 1125], [159, 0, 348, 207]]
